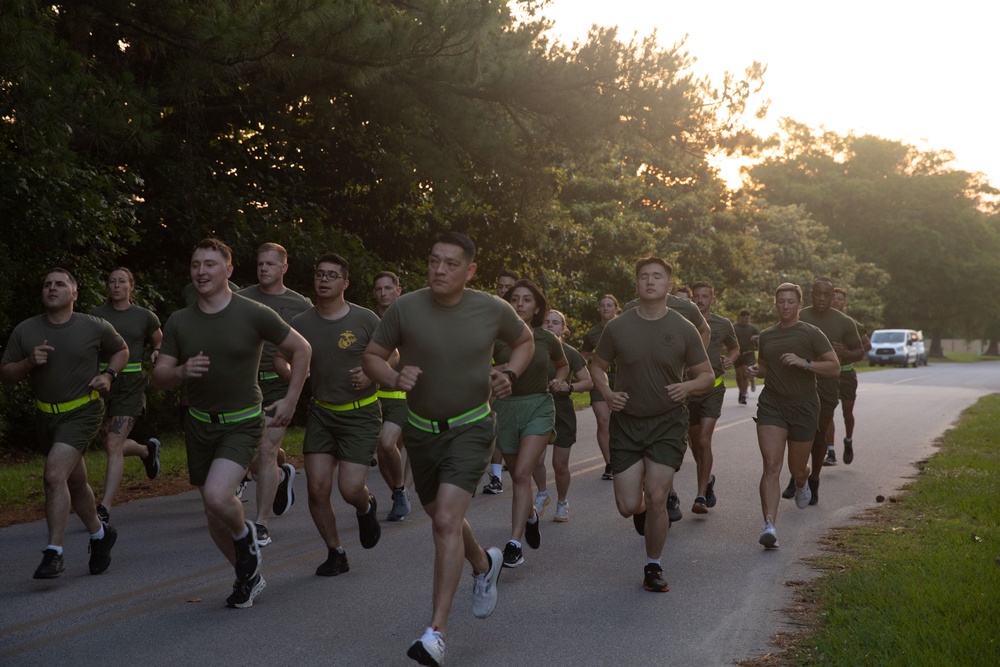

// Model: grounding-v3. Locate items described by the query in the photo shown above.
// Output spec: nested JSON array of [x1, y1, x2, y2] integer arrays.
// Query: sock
[[844, 437, 853, 444], [509, 539, 522, 549], [359, 501, 372, 516], [233, 526, 249, 541], [393, 486, 404, 492], [333, 546, 345, 554], [47, 544, 63, 555], [646, 557, 661, 566], [537, 489, 548, 499], [490, 463, 502, 478], [90, 526, 105, 541], [527, 512, 538, 525], [827, 445, 835, 452]]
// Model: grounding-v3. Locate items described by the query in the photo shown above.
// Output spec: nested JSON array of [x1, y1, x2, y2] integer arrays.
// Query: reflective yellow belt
[[188, 405, 262, 424], [377, 390, 407, 400], [36, 390, 100, 414], [258, 372, 280, 382], [313, 394, 379, 412], [103, 362, 142, 374], [840, 363, 854, 372], [408, 401, 491, 434], [714, 376, 724, 387]]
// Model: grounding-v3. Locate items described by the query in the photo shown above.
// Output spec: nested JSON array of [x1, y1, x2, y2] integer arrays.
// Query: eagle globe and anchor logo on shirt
[[338, 330, 358, 350]]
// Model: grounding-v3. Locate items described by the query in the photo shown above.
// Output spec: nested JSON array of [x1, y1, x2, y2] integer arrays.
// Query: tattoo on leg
[[107, 416, 136, 435]]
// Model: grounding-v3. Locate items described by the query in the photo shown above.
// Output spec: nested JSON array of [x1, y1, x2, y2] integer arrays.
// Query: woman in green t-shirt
[[579, 294, 620, 481]]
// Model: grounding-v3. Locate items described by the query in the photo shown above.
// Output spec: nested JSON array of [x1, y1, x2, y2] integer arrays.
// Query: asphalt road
[[2, 362, 998, 666]]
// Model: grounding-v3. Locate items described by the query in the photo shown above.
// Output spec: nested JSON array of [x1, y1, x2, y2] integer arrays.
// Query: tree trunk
[[929, 329, 945, 358]]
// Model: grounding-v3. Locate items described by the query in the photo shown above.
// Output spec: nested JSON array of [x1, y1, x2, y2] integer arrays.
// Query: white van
[[867, 329, 925, 367]]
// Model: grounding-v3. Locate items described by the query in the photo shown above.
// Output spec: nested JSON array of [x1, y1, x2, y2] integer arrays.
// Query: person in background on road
[[673, 285, 692, 300], [1, 268, 127, 580], [686, 281, 740, 515], [482, 268, 520, 496], [590, 257, 713, 593], [372, 270, 412, 522], [363, 232, 532, 667], [153, 238, 311, 609], [91, 267, 163, 524], [532, 308, 593, 522], [826, 287, 872, 465], [493, 279, 568, 568], [733, 309, 761, 405], [580, 294, 621, 482], [282, 254, 383, 577], [747, 283, 839, 549], [237, 242, 312, 547]]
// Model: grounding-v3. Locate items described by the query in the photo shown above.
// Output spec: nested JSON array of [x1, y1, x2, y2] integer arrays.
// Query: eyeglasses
[[314, 270, 344, 281]]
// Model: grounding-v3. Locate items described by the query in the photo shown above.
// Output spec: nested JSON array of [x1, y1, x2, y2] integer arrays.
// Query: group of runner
[[1, 232, 870, 667]]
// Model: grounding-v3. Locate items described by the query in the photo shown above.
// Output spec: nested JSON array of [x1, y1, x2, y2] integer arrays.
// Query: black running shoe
[[482, 474, 503, 494], [96, 504, 110, 524], [34, 548, 65, 579], [143, 438, 161, 480], [843, 438, 854, 465], [643, 563, 669, 592], [234, 520, 262, 581], [601, 464, 614, 480], [632, 510, 646, 536], [226, 573, 266, 609], [524, 510, 540, 549], [272, 462, 296, 516], [738, 394, 747, 405], [358, 494, 381, 549], [88, 523, 118, 575], [808, 478, 819, 505], [823, 450, 837, 466], [781, 477, 796, 499], [502, 541, 523, 568], [667, 492, 682, 524], [254, 522, 272, 547], [691, 496, 708, 514], [316, 548, 350, 576], [705, 474, 717, 508]]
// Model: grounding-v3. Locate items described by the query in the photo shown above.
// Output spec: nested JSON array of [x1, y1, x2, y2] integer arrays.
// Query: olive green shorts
[[838, 370, 858, 402], [589, 370, 616, 404], [494, 393, 555, 455], [403, 413, 496, 506], [735, 351, 756, 368], [609, 406, 689, 474], [104, 372, 147, 417], [816, 377, 840, 419], [183, 410, 264, 487], [303, 401, 381, 464], [379, 396, 408, 428], [260, 378, 288, 405], [551, 394, 577, 448], [754, 389, 819, 442], [688, 382, 725, 422], [36, 398, 104, 452]]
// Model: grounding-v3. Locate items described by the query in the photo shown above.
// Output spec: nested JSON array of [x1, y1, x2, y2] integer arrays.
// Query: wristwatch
[[102, 367, 118, 379], [502, 370, 517, 385], [803, 359, 812, 370]]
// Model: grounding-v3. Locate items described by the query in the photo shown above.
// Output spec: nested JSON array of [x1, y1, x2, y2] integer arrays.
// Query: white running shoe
[[472, 547, 502, 618], [407, 627, 445, 666], [759, 517, 779, 549], [794, 480, 812, 509], [533, 490, 550, 518], [553, 500, 569, 522]]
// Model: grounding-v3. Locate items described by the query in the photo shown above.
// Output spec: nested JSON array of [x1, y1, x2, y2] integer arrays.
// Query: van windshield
[[872, 331, 905, 344]]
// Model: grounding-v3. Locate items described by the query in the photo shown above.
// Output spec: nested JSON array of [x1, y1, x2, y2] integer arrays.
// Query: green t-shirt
[[289, 303, 380, 405], [757, 322, 833, 400], [372, 288, 528, 420], [2, 313, 125, 403], [580, 322, 608, 356], [159, 294, 291, 412], [237, 285, 313, 373], [623, 295, 708, 332], [91, 303, 160, 365], [733, 322, 761, 353], [494, 326, 565, 396], [595, 308, 709, 417], [799, 307, 862, 354], [705, 313, 739, 378], [549, 342, 586, 381]]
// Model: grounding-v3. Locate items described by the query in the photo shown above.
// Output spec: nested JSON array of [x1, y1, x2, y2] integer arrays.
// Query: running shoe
[[88, 523, 118, 575], [236, 479, 248, 500], [705, 474, 717, 508], [738, 394, 747, 405], [843, 437, 854, 465], [482, 474, 504, 494], [751, 381, 757, 393], [524, 509, 541, 549], [759, 518, 779, 549], [233, 520, 262, 581], [667, 492, 682, 523], [553, 500, 569, 522], [226, 573, 266, 609], [96, 504, 110, 523], [272, 462, 296, 516], [533, 490, 550, 518], [387, 487, 411, 522], [794, 481, 812, 509], [316, 548, 350, 576], [502, 540, 523, 568], [643, 563, 669, 592], [143, 437, 161, 480], [602, 464, 614, 480], [407, 628, 445, 667], [34, 548, 64, 579], [254, 522, 272, 547], [823, 449, 837, 466], [781, 477, 796, 499], [632, 510, 646, 536], [358, 494, 382, 549], [691, 496, 708, 514], [808, 478, 819, 505], [472, 547, 502, 618]]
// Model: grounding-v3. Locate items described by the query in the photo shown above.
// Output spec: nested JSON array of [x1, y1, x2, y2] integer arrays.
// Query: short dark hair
[[689, 280, 713, 293], [317, 253, 349, 279], [46, 267, 77, 287], [738, 308, 751, 317], [373, 271, 399, 288], [505, 279, 548, 328], [634, 256, 672, 278], [812, 277, 834, 290], [775, 282, 803, 301], [257, 242, 288, 261], [194, 238, 232, 264], [496, 269, 519, 282], [434, 232, 475, 262], [833, 287, 847, 297], [674, 284, 691, 296]]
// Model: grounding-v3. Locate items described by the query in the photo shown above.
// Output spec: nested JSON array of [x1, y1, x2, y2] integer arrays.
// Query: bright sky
[[540, 0, 998, 190]]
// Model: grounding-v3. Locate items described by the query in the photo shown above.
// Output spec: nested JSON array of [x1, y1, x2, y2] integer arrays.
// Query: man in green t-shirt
[[827, 287, 872, 465], [482, 268, 520, 495], [733, 309, 761, 404], [1, 268, 128, 580], [237, 242, 313, 547], [153, 238, 311, 609], [591, 257, 713, 594], [364, 233, 533, 667]]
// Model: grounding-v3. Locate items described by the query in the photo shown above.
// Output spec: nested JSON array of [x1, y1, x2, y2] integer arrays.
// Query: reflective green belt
[[258, 372, 280, 382], [840, 363, 854, 372], [714, 376, 724, 387], [408, 401, 491, 434], [314, 394, 379, 412], [36, 390, 100, 414], [377, 390, 407, 400], [103, 362, 142, 374], [188, 405, 262, 424]]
